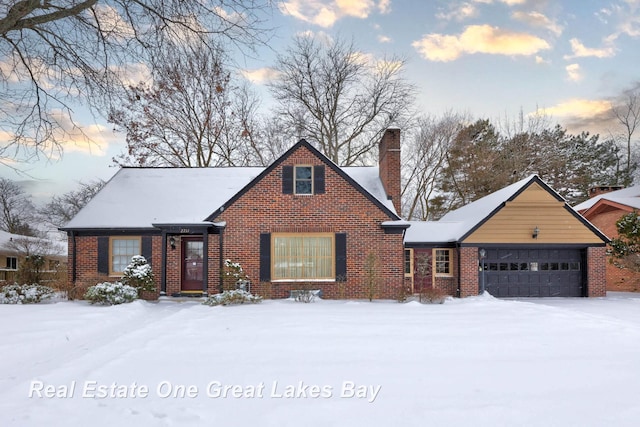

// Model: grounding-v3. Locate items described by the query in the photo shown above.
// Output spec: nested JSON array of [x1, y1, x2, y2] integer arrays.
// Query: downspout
[[218, 225, 226, 293], [70, 231, 77, 283], [456, 242, 461, 298], [203, 228, 209, 295], [160, 231, 167, 295]]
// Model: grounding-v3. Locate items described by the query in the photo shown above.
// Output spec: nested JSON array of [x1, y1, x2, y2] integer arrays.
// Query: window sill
[[271, 279, 336, 283]]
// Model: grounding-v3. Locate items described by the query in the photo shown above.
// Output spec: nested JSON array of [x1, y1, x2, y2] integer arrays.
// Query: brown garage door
[[479, 248, 585, 297]]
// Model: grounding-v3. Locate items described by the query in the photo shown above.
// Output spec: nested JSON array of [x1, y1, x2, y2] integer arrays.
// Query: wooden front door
[[181, 238, 204, 291]]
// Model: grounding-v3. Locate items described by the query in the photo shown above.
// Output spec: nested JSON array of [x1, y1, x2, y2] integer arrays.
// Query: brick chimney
[[379, 128, 401, 215], [589, 185, 623, 197]]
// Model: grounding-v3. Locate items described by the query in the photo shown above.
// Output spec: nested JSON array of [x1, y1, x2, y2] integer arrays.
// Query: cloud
[[535, 55, 549, 64], [279, 0, 379, 27], [412, 25, 550, 62], [436, 3, 478, 22], [539, 99, 612, 119], [472, 0, 526, 4], [377, 35, 392, 43], [512, 11, 563, 36], [378, 0, 391, 14], [536, 98, 617, 135], [0, 111, 120, 161], [565, 63, 582, 82], [241, 67, 281, 84], [93, 5, 136, 39], [564, 38, 616, 59], [50, 111, 122, 158]]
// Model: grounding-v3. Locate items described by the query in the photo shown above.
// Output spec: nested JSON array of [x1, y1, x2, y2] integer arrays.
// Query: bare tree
[[402, 113, 466, 220], [611, 84, 640, 173], [270, 34, 416, 166], [109, 41, 262, 167], [40, 179, 105, 229], [0, 177, 37, 235], [0, 0, 272, 166]]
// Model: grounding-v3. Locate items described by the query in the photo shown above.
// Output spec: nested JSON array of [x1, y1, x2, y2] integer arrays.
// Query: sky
[[2, 0, 640, 204]]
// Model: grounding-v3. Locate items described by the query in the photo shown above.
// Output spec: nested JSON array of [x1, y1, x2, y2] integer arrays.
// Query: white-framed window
[[433, 249, 453, 277], [272, 233, 334, 280], [404, 248, 413, 278], [294, 165, 313, 195], [6, 256, 17, 270], [110, 237, 141, 275]]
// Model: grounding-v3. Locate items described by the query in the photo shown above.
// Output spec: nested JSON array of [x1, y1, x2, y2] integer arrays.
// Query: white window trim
[[294, 165, 314, 195], [433, 248, 453, 278], [109, 236, 141, 276]]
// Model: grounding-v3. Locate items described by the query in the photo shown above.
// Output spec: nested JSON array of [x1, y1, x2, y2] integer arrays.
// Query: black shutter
[[97, 237, 109, 274], [314, 165, 325, 194], [335, 233, 347, 281], [282, 166, 293, 194], [141, 237, 152, 266], [260, 233, 271, 282]]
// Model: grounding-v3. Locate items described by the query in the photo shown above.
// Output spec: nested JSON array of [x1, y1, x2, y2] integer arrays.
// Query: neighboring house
[[574, 185, 640, 291], [404, 176, 609, 298], [61, 129, 408, 299], [0, 230, 67, 285]]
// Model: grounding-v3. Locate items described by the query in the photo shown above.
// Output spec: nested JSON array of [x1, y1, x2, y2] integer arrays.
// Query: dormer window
[[295, 166, 313, 194]]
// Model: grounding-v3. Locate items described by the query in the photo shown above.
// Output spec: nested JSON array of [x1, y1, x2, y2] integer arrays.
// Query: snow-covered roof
[[573, 185, 640, 212], [405, 175, 553, 244], [403, 221, 466, 244], [342, 166, 397, 214], [64, 165, 396, 229]]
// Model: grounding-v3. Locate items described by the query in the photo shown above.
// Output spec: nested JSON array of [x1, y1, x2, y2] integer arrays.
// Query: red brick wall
[[70, 235, 162, 299], [216, 144, 404, 299], [587, 246, 607, 297], [459, 246, 478, 297], [585, 208, 640, 291]]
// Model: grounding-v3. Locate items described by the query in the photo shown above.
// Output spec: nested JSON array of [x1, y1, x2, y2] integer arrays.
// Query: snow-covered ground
[[2, 293, 640, 426]]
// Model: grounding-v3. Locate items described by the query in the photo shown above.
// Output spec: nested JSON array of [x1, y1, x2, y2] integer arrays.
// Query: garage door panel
[[481, 248, 584, 297]]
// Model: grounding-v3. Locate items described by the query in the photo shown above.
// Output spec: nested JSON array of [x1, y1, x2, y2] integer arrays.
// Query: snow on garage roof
[[573, 185, 640, 212], [63, 166, 396, 229], [404, 175, 555, 244]]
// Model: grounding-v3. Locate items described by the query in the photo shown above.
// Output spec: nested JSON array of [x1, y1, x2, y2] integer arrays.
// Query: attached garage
[[404, 175, 609, 298], [480, 247, 585, 297]]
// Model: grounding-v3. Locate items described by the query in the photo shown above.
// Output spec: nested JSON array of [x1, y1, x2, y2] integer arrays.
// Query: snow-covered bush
[[121, 255, 155, 296], [84, 282, 138, 305], [203, 289, 262, 306], [0, 283, 55, 304]]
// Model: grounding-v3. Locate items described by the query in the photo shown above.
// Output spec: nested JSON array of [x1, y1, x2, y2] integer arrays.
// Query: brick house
[[61, 129, 408, 299], [574, 185, 640, 292], [404, 176, 609, 298]]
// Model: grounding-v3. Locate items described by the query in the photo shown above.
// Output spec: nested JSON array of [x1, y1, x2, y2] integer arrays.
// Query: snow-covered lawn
[[2, 293, 640, 426]]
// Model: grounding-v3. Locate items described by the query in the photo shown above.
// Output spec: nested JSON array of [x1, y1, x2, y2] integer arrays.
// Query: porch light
[[532, 226, 540, 239], [169, 236, 176, 249]]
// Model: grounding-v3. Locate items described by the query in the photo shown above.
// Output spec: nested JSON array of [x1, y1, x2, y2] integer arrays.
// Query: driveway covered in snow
[[2, 293, 640, 426]]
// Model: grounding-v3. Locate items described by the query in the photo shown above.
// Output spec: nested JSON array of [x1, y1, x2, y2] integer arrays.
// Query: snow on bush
[[0, 283, 55, 304], [203, 289, 262, 306], [121, 255, 155, 296], [84, 282, 139, 305]]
